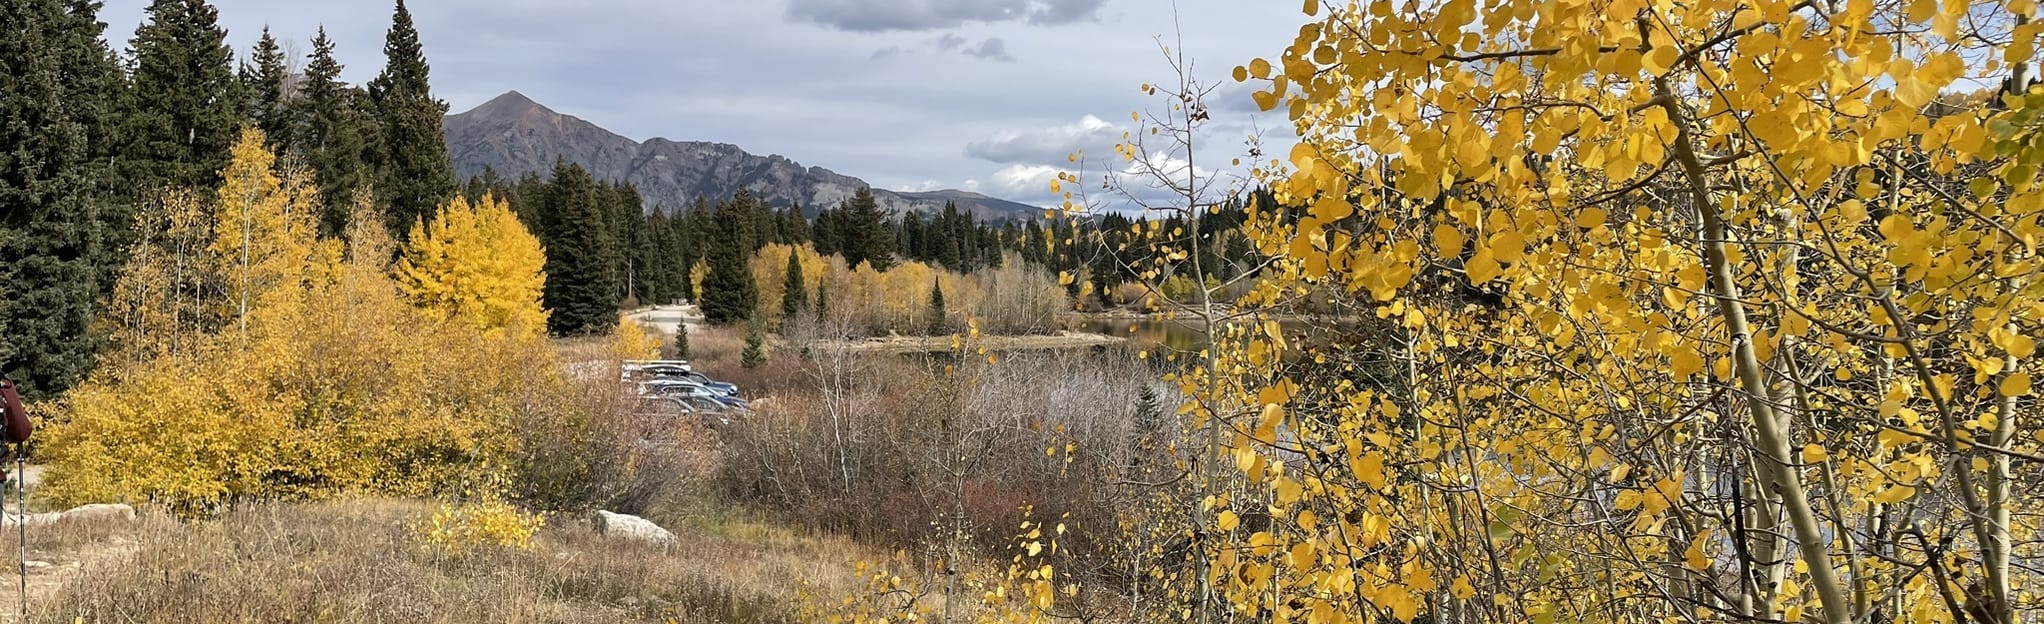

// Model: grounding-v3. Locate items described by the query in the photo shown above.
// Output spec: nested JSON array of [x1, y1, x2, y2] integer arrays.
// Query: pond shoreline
[[807, 331, 1128, 354]]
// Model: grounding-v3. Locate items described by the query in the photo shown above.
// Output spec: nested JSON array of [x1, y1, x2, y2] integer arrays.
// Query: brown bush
[[712, 346, 1190, 565]]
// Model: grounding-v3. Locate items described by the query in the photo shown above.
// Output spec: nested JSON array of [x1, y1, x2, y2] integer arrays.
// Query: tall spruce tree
[[241, 26, 293, 151], [812, 205, 840, 256], [0, 0, 124, 399], [125, 0, 241, 194], [537, 163, 618, 336], [840, 187, 894, 271], [740, 316, 766, 368], [55, 0, 128, 280], [781, 249, 806, 319], [295, 27, 371, 234], [698, 197, 758, 325], [367, 0, 456, 233], [927, 278, 947, 335]]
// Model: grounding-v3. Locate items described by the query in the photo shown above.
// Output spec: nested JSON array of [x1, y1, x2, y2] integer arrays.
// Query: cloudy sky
[[98, 0, 1306, 208]]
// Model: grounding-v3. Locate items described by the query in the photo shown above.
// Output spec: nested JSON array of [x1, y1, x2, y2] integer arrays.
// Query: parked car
[[625, 367, 738, 394], [638, 380, 750, 411], [624, 364, 692, 382], [666, 371, 738, 395]]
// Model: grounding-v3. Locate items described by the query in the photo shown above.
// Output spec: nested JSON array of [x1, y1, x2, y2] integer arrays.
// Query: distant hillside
[[443, 91, 1041, 220]]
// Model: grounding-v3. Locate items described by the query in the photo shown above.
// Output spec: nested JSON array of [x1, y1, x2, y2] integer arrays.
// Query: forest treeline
[[0, 0, 1262, 402]]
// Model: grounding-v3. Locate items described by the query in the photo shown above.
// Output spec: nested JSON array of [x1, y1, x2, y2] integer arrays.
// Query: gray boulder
[[591, 510, 676, 546]]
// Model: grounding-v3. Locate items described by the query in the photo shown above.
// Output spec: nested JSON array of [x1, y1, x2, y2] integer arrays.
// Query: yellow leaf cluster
[[396, 193, 548, 337]]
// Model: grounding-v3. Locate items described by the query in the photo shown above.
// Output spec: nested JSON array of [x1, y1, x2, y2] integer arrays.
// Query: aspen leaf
[[1433, 223, 1465, 255], [1465, 249, 1501, 284], [1684, 535, 1711, 571], [1288, 542, 1315, 569], [1643, 45, 1679, 76], [2000, 372, 2032, 397], [1275, 477, 1303, 504], [1217, 510, 1241, 531], [1873, 484, 1917, 504], [1801, 444, 1829, 463], [1252, 90, 1279, 111], [1577, 207, 1607, 229], [1351, 451, 1386, 490], [1895, 78, 1939, 109], [1312, 194, 1353, 221]]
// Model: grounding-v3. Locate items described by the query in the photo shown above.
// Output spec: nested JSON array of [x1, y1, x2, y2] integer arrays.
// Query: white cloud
[[785, 0, 1106, 32], [987, 163, 1070, 202], [966, 114, 1124, 164]]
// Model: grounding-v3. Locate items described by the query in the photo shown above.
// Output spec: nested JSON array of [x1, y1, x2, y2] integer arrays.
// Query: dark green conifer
[[927, 278, 947, 335], [841, 187, 894, 271], [0, 0, 125, 399], [538, 163, 620, 336], [781, 249, 807, 320], [698, 196, 759, 325], [740, 317, 767, 368], [242, 26, 293, 151], [125, 0, 242, 193], [367, 0, 456, 232], [295, 26, 372, 234]]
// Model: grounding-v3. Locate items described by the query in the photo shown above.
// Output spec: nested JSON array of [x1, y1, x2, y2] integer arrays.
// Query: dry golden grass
[[5, 500, 884, 624]]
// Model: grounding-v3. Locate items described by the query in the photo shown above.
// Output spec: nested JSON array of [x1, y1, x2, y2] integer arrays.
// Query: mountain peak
[[461, 90, 551, 121]]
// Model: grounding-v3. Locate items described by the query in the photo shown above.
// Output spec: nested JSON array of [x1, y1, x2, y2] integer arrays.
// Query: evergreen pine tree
[[740, 316, 767, 368], [812, 206, 839, 256], [125, 0, 242, 193], [698, 197, 758, 325], [785, 202, 810, 243], [537, 163, 619, 336], [367, 0, 456, 233], [55, 0, 129, 285], [295, 27, 371, 235], [900, 211, 922, 259], [781, 249, 806, 320], [673, 324, 691, 359], [242, 26, 293, 151], [927, 278, 947, 335], [841, 187, 895, 271], [0, 0, 118, 399]]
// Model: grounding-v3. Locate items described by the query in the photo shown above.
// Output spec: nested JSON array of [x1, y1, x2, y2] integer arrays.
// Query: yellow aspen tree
[[1192, 1, 2044, 623], [212, 128, 320, 335], [396, 193, 549, 337]]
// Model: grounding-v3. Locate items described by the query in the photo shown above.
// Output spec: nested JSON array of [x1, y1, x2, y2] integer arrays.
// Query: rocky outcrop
[[444, 91, 1040, 220], [590, 510, 676, 546]]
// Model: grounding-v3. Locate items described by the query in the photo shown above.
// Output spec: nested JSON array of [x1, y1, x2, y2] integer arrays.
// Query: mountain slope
[[444, 91, 1040, 220]]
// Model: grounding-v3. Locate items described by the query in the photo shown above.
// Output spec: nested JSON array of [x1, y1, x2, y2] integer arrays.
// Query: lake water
[[1074, 317, 1322, 353]]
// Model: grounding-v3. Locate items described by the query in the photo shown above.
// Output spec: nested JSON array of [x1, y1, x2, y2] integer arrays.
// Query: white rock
[[590, 510, 675, 546], [60, 503, 135, 523]]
